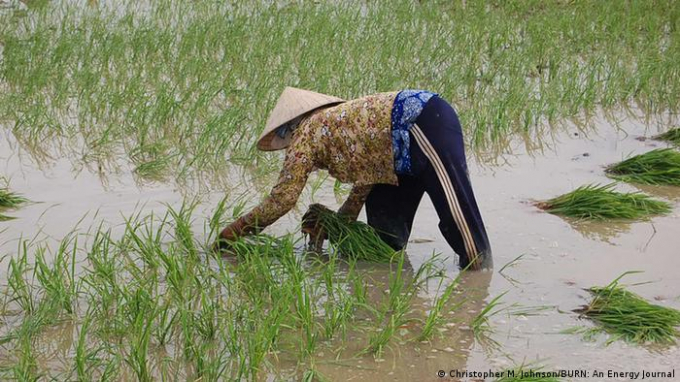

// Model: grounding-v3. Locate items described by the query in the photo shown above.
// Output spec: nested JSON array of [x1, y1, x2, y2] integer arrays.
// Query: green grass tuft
[[576, 273, 680, 345], [0, 187, 28, 221], [0, 188, 28, 208], [537, 183, 671, 220], [606, 149, 680, 186], [302, 204, 396, 262], [654, 128, 680, 145]]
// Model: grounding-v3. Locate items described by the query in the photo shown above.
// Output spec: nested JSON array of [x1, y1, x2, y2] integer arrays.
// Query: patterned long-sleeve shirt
[[242, 91, 399, 230]]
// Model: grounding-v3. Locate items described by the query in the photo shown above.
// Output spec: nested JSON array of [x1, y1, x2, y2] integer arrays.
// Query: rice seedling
[[6, 243, 36, 315], [73, 313, 105, 382], [653, 128, 680, 145], [302, 368, 330, 382], [33, 237, 78, 315], [0, 187, 27, 208], [10, 334, 41, 382], [575, 272, 680, 345], [0, 186, 27, 221], [471, 292, 507, 344], [302, 203, 395, 262], [418, 274, 464, 341], [365, 253, 442, 356], [317, 252, 356, 340], [124, 311, 155, 382], [606, 149, 680, 186], [537, 183, 671, 220]]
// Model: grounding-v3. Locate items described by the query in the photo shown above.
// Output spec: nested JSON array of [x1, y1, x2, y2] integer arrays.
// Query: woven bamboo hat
[[256, 87, 344, 151]]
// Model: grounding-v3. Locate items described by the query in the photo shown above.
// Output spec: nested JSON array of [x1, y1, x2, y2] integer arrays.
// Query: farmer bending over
[[217, 87, 492, 270]]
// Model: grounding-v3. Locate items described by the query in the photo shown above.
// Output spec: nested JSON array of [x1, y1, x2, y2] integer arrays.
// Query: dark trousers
[[365, 96, 492, 269]]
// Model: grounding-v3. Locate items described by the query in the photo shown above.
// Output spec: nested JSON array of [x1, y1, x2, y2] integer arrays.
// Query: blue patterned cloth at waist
[[391, 89, 437, 175]]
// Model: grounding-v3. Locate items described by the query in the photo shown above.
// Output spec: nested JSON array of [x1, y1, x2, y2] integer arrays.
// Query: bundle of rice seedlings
[[0, 188, 27, 208], [653, 128, 680, 145], [606, 148, 680, 186], [575, 273, 680, 345], [302, 204, 396, 262], [0, 188, 28, 221], [536, 183, 671, 220]]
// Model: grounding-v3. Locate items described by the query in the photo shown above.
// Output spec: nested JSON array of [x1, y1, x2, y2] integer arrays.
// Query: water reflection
[[303, 258, 493, 382], [566, 218, 632, 243], [630, 184, 680, 202]]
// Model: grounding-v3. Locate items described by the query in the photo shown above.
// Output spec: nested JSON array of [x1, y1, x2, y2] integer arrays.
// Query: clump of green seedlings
[[418, 273, 464, 341], [606, 149, 680, 186], [0, 186, 28, 221], [653, 128, 680, 145], [0, 188, 27, 208], [537, 183, 671, 220], [496, 364, 563, 382], [302, 203, 395, 262], [575, 273, 680, 345], [363, 252, 443, 356]]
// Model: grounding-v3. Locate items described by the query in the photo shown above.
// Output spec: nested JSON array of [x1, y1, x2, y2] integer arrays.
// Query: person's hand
[[213, 218, 248, 255], [212, 237, 235, 255], [302, 204, 332, 252]]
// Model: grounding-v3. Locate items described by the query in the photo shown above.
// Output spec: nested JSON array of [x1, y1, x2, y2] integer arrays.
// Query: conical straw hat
[[257, 87, 344, 151]]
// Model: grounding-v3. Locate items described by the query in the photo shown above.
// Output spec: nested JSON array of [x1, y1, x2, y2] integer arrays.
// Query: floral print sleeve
[[337, 185, 373, 220], [241, 136, 315, 231]]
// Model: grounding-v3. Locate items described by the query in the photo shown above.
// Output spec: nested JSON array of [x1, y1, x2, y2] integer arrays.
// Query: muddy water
[[1, 110, 680, 381]]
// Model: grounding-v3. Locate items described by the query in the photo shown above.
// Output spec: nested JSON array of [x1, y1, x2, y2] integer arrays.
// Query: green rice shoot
[[302, 204, 396, 262], [606, 149, 680, 186], [537, 183, 671, 220], [471, 291, 506, 347], [575, 272, 680, 345], [0, 187, 28, 221], [653, 128, 680, 145], [0, 188, 27, 209]]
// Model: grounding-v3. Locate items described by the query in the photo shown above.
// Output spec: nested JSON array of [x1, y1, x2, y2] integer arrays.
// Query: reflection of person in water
[[317, 261, 493, 381], [216, 87, 492, 269]]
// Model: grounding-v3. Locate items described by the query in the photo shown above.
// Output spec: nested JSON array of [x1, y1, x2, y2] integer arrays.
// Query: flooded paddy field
[[2, 112, 679, 381], [1, 1, 680, 381]]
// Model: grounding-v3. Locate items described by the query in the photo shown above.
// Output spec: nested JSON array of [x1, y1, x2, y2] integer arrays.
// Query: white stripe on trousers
[[411, 124, 481, 269]]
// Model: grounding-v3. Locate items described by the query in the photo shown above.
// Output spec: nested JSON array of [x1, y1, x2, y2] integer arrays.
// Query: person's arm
[[218, 145, 314, 241], [337, 184, 373, 221]]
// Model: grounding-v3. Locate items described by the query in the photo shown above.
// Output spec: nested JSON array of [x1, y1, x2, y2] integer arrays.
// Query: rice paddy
[[575, 273, 680, 346], [1, 0, 679, 184], [606, 149, 680, 186], [537, 183, 672, 220], [0, 205, 479, 380], [1, 0, 680, 379]]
